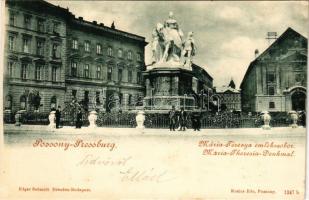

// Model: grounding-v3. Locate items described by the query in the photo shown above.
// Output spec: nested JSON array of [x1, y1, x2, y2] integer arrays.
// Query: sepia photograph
[[0, 0, 308, 199]]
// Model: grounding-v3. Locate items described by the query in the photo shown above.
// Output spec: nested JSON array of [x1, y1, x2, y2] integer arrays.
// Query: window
[[8, 36, 14, 51], [21, 63, 27, 79], [127, 51, 132, 60], [137, 53, 142, 61], [35, 64, 42, 80], [84, 64, 89, 78], [107, 67, 112, 81], [118, 69, 122, 82], [20, 96, 27, 110], [53, 22, 59, 34], [84, 41, 90, 52], [267, 72, 276, 83], [23, 38, 30, 53], [52, 44, 61, 58], [269, 102, 275, 109], [96, 65, 101, 79], [52, 66, 57, 81], [119, 93, 123, 105], [37, 19, 44, 32], [8, 61, 13, 77], [96, 44, 102, 54], [128, 70, 132, 83], [51, 96, 57, 110], [5, 96, 12, 110], [96, 91, 100, 104], [9, 12, 15, 26], [137, 71, 142, 84], [72, 90, 77, 99], [107, 47, 113, 56], [71, 62, 77, 77], [72, 39, 78, 49], [118, 49, 123, 58], [128, 94, 132, 106], [268, 86, 275, 95], [24, 15, 31, 29], [36, 40, 44, 56]]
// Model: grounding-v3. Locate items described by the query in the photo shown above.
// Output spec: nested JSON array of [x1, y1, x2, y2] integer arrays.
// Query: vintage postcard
[[0, 0, 308, 199]]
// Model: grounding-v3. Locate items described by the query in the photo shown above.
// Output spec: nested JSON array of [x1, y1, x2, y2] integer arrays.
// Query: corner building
[[3, 0, 147, 114], [240, 28, 307, 112], [4, 0, 69, 113]]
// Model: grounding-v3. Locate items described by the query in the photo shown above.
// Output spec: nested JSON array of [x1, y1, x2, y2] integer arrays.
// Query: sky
[[48, 1, 308, 89]]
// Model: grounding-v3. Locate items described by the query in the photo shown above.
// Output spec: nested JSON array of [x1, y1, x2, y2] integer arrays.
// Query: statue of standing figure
[[181, 31, 196, 68], [150, 12, 196, 69]]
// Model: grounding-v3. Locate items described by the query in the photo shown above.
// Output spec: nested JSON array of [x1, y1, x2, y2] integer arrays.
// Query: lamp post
[[151, 87, 154, 110], [183, 94, 187, 110]]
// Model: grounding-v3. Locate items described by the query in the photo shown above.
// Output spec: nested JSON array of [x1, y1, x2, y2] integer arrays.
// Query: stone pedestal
[[48, 111, 56, 129], [136, 111, 145, 129], [261, 111, 271, 130], [289, 110, 298, 128], [143, 67, 196, 111], [88, 111, 98, 128], [15, 111, 23, 126]]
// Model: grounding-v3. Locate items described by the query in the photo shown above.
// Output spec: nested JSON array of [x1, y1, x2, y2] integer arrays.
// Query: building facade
[[66, 15, 146, 112], [4, 0, 147, 114], [4, 0, 69, 113], [214, 86, 241, 112], [240, 28, 307, 112]]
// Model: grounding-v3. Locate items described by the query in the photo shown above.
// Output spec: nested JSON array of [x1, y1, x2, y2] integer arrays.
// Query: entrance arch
[[291, 90, 306, 111]]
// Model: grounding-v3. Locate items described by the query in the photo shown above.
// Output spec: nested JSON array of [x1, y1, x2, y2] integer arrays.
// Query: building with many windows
[[66, 16, 146, 112], [3, 0, 147, 114], [214, 82, 241, 112], [240, 28, 307, 112]]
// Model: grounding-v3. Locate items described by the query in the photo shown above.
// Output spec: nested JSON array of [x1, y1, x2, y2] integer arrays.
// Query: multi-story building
[[66, 16, 146, 112], [4, 0, 70, 113], [240, 28, 307, 112], [214, 82, 241, 112], [3, 0, 147, 114]]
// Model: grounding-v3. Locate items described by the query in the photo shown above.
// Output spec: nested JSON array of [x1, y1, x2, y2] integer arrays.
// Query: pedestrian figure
[[191, 112, 201, 131], [55, 106, 61, 129], [76, 108, 83, 128], [169, 106, 177, 131], [178, 107, 187, 131]]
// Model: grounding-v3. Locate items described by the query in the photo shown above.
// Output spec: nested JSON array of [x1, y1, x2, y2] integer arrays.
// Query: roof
[[240, 27, 307, 89], [7, 0, 147, 44], [216, 86, 240, 93], [192, 63, 213, 81], [70, 18, 147, 44]]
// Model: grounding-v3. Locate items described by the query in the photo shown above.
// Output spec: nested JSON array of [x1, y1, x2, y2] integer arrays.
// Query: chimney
[[78, 17, 83, 21], [93, 21, 97, 25], [99, 23, 104, 26], [254, 49, 259, 58]]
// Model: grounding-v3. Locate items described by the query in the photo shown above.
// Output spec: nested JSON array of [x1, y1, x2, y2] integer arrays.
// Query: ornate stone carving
[[150, 12, 196, 70]]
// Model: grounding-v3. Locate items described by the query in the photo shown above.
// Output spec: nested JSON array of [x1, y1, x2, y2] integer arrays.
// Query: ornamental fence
[[3, 110, 298, 129]]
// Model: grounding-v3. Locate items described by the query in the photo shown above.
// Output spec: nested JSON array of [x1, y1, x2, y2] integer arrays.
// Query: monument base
[[144, 96, 195, 110], [143, 67, 197, 111]]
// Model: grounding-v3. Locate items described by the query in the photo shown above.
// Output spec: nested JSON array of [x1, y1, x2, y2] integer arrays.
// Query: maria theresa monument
[[143, 12, 199, 111]]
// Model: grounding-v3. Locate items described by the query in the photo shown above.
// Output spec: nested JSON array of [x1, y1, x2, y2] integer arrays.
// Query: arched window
[[5, 95, 12, 110], [20, 95, 26, 110], [50, 96, 57, 110]]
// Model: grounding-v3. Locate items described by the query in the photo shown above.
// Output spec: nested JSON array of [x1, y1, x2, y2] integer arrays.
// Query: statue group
[[151, 12, 196, 70]]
